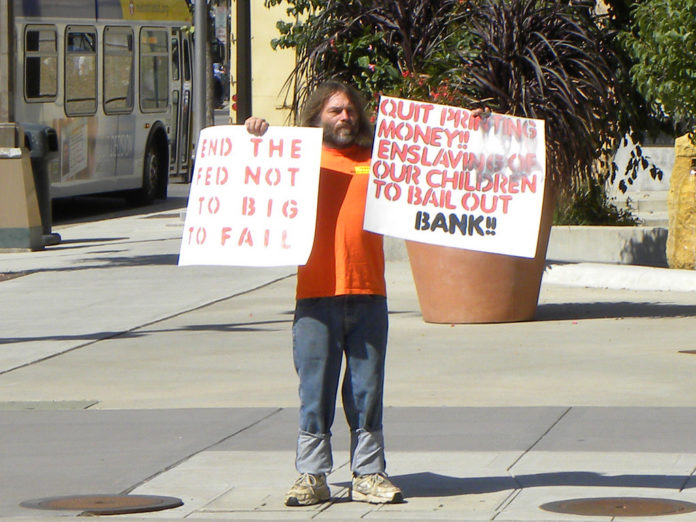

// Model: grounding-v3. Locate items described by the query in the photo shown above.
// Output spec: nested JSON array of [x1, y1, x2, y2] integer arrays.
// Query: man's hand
[[471, 106, 492, 119], [245, 116, 269, 136]]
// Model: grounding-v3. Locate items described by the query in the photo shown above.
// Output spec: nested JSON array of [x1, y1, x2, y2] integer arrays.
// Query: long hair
[[300, 81, 373, 147]]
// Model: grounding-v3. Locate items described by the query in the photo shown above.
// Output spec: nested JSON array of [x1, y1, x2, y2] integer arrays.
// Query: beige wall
[[229, 2, 296, 125]]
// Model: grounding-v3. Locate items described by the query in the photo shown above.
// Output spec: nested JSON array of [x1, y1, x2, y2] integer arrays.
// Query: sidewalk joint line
[[680, 465, 696, 492], [506, 406, 572, 472], [0, 273, 294, 377], [193, 484, 241, 515], [120, 407, 285, 496], [493, 487, 523, 519]]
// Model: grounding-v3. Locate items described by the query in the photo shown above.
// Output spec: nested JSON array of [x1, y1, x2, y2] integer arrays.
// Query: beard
[[322, 121, 357, 148]]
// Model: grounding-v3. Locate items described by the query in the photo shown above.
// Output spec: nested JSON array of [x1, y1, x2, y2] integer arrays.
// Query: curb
[[384, 229, 696, 292], [385, 226, 670, 268], [543, 262, 696, 292], [547, 225, 668, 267]]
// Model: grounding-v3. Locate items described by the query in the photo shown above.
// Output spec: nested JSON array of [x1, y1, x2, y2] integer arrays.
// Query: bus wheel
[[129, 142, 161, 205]]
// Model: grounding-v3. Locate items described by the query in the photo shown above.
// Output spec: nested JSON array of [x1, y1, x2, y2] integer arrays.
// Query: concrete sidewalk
[[2, 209, 696, 520]]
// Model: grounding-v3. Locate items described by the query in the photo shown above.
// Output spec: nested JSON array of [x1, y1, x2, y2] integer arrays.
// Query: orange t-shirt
[[296, 144, 386, 299]]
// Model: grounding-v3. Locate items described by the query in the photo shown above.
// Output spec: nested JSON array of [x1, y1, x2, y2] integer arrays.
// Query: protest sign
[[178, 125, 323, 266], [364, 96, 546, 258]]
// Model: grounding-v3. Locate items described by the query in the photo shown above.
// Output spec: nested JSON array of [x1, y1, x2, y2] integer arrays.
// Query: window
[[182, 38, 191, 82], [24, 26, 57, 101], [171, 31, 180, 82], [139, 28, 168, 111], [103, 26, 134, 114], [65, 26, 97, 115]]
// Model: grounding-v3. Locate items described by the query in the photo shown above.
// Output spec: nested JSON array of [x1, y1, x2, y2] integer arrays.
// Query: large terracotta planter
[[406, 183, 555, 324]]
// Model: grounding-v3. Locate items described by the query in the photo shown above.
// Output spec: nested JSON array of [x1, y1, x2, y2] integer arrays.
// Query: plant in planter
[[449, 0, 621, 187], [265, 0, 637, 322], [263, 0, 467, 118], [404, 0, 631, 322], [553, 177, 639, 226]]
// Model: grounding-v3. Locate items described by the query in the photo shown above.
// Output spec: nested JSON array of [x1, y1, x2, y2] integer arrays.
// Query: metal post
[[0, 0, 16, 146], [193, 0, 207, 140], [235, 0, 251, 123]]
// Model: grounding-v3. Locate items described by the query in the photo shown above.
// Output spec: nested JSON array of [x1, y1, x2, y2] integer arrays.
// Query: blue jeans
[[292, 294, 388, 476]]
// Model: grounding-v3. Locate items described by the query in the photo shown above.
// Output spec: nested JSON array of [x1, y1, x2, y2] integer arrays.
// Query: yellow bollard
[[0, 143, 44, 251], [666, 134, 696, 269]]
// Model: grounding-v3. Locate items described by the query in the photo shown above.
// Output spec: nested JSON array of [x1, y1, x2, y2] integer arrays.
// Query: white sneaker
[[284, 473, 330, 506], [351, 473, 404, 504]]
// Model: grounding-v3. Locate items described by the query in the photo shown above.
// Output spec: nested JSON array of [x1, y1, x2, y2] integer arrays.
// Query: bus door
[[169, 28, 192, 180], [169, 28, 182, 176], [63, 25, 101, 183], [103, 26, 136, 180]]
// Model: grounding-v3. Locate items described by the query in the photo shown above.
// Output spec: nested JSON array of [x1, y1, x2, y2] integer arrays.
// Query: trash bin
[[666, 134, 696, 269], [23, 123, 60, 245], [0, 122, 43, 251]]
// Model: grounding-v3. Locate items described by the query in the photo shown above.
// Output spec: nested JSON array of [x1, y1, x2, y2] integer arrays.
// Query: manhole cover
[[20, 494, 183, 515], [540, 497, 696, 517]]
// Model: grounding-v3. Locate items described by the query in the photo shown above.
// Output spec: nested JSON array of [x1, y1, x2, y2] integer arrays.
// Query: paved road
[[2, 205, 696, 520]]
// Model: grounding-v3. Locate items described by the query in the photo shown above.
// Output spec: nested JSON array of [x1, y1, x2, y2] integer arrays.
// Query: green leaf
[[356, 55, 370, 68]]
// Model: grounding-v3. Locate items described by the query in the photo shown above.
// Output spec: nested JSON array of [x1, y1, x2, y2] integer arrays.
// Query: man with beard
[[245, 81, 403, 507]]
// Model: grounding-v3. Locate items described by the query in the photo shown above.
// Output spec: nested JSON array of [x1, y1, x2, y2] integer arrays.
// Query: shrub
[[553, 177, 639, 225]]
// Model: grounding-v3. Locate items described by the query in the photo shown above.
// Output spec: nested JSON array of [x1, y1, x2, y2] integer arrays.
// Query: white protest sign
[[179, 125, 323, 266], [364, 96, 546, 258]]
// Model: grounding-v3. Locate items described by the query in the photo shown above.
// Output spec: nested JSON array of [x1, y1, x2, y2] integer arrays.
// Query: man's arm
[[245, 117, 269, 137]]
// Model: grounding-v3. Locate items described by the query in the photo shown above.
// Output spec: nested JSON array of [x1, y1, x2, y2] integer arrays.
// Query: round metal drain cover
[[21, 494, 183, 515], [540, 497, 696, 517]]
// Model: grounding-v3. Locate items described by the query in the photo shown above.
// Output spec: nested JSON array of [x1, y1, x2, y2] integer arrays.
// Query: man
[[245, 81, 403, 506]]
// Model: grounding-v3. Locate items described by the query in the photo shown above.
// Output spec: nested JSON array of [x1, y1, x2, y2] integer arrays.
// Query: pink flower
[[368, 64, 376, 72]]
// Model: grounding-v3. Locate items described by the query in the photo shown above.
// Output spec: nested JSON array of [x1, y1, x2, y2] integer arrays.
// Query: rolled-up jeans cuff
[[351, 429, 386, 475], [296, 430, 333, 474]]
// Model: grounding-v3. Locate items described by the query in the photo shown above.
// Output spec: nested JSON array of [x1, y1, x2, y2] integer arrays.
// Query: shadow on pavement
[[0, 318, 294, 344], [333, 471, 693, 498], [53, 195, 188, 226], [0, 330, 147, 345], [536, 302, 696, 321], [1, 254, 180, 278], [48, 237, 129, 247], [87, 254, 180, 267], [178, 319, 293, 333]]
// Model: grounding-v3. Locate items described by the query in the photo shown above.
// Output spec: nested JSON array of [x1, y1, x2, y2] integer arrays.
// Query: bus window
[[24, 26, 57, 101], [103, 26, 134, 114], [182, 36, 191, 82], [65, 26, 97, 116], [140, 28, 168, 112], [171, 32, 180, 82]]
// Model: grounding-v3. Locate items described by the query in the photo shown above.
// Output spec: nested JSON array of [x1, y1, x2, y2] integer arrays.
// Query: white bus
[[13, 0, 194, 204]]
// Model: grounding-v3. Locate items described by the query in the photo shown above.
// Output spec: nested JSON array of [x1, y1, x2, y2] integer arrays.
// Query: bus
[[13, 0, 194, 204]]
